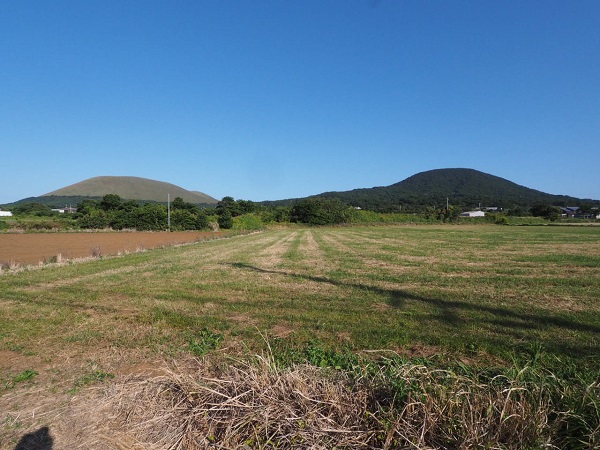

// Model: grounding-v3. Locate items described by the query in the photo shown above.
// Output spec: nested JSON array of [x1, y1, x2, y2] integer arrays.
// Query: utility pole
[[167, 193, 171, 231]]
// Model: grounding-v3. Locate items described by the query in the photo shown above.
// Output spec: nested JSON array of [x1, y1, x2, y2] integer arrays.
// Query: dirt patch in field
[[271, 323, 295, 338], [228, 312, 259, 327], [0, 350, 37, 371], [116, 361, 170, 377], [372, 302, 391, 312], [0, 231, 225, 266]]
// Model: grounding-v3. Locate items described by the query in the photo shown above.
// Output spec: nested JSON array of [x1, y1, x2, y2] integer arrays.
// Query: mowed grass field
[[1, 224, 599, 448]]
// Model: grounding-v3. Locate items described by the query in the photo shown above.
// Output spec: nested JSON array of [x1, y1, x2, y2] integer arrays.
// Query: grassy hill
[[312, 168, 594, 212], [40, 176, 218, 205]]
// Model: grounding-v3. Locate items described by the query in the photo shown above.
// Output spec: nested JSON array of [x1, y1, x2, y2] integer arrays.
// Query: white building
[[460, 210, 485, 218], [0, 210, 13, 217], [51, 206, 77, 214]]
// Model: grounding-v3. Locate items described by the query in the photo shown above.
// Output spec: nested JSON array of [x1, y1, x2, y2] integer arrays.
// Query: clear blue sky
[[1, 0, 599, 204]]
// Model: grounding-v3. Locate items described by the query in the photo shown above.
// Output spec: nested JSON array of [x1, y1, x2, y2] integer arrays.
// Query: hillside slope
[[261, 168, 590, 212], [43, 176, 218, 204], [317, 168, 586, 211]]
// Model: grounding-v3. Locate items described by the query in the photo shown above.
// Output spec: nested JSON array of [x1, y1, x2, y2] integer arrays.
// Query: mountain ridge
[[42, 176, 218, 205], [4, 169, 598, 211], [266, 168, 597, 212]]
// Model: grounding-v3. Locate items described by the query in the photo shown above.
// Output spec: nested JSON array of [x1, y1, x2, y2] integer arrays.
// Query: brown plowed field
[[0, 231, 225, 265]]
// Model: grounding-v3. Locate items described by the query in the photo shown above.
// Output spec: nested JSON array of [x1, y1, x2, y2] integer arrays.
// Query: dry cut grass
[[81, 351, 598, 450]]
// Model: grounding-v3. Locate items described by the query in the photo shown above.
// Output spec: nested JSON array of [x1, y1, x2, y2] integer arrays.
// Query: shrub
[[232, 214, 264, 230]]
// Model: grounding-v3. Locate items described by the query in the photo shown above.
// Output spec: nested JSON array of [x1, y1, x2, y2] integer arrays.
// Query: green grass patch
[[76, 370, 114, 386], [185, 327, 224, 356], [69, 370, 115, 394], [12, 369, 38, 384]]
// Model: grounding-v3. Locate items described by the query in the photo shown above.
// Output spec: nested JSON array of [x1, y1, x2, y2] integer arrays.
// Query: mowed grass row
[[1, 225, 599, 371]]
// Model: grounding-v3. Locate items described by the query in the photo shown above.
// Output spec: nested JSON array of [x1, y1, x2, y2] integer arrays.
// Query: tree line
[[3, 195, 598, 231], [73, 195, 359, 230], [76, 194, 209, 230]]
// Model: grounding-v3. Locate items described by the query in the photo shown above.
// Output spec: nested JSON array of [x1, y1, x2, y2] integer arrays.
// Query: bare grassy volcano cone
[[43, 176, 218, 204]]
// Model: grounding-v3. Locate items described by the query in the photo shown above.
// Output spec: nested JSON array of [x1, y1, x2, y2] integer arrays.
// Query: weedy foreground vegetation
[[1, 225, 599, 449]]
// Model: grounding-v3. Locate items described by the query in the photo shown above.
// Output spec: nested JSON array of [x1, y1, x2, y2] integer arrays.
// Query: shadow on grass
[[230, 262, 600, 360], [14, 426, 53, 450]]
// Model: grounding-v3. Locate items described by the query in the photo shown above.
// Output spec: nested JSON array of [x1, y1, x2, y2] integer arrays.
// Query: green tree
[[100, 194, 122, 211], [530, 203, 561, 221], [217, 209, 233, 229], [216, 196, 242, 217], [290, 198, 351, 225], [108, 209, 131, 230], [579, 202, 595, 215], [195, 210, 209, 230], [131, 203, 167, 230], [172, 196, 186, 210], [171, 209, 197, 230], [120, 200, 139, 213], [78, 210, 109, 229], [76, 199, 100, 216], [507, 206, 525, 216], [237, 199, 257, 215], [261, 206, 291, 223], [12, 202, 56, 217]]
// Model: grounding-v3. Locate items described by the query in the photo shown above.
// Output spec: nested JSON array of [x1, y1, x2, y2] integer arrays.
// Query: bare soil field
[[0, 231, 225, 265]]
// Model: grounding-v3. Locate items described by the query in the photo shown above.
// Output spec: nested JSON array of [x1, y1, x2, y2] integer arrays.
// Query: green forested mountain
[[266, 169, 594, 212], [318, 168, 590, 211], [7, 195, 104, 209]]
